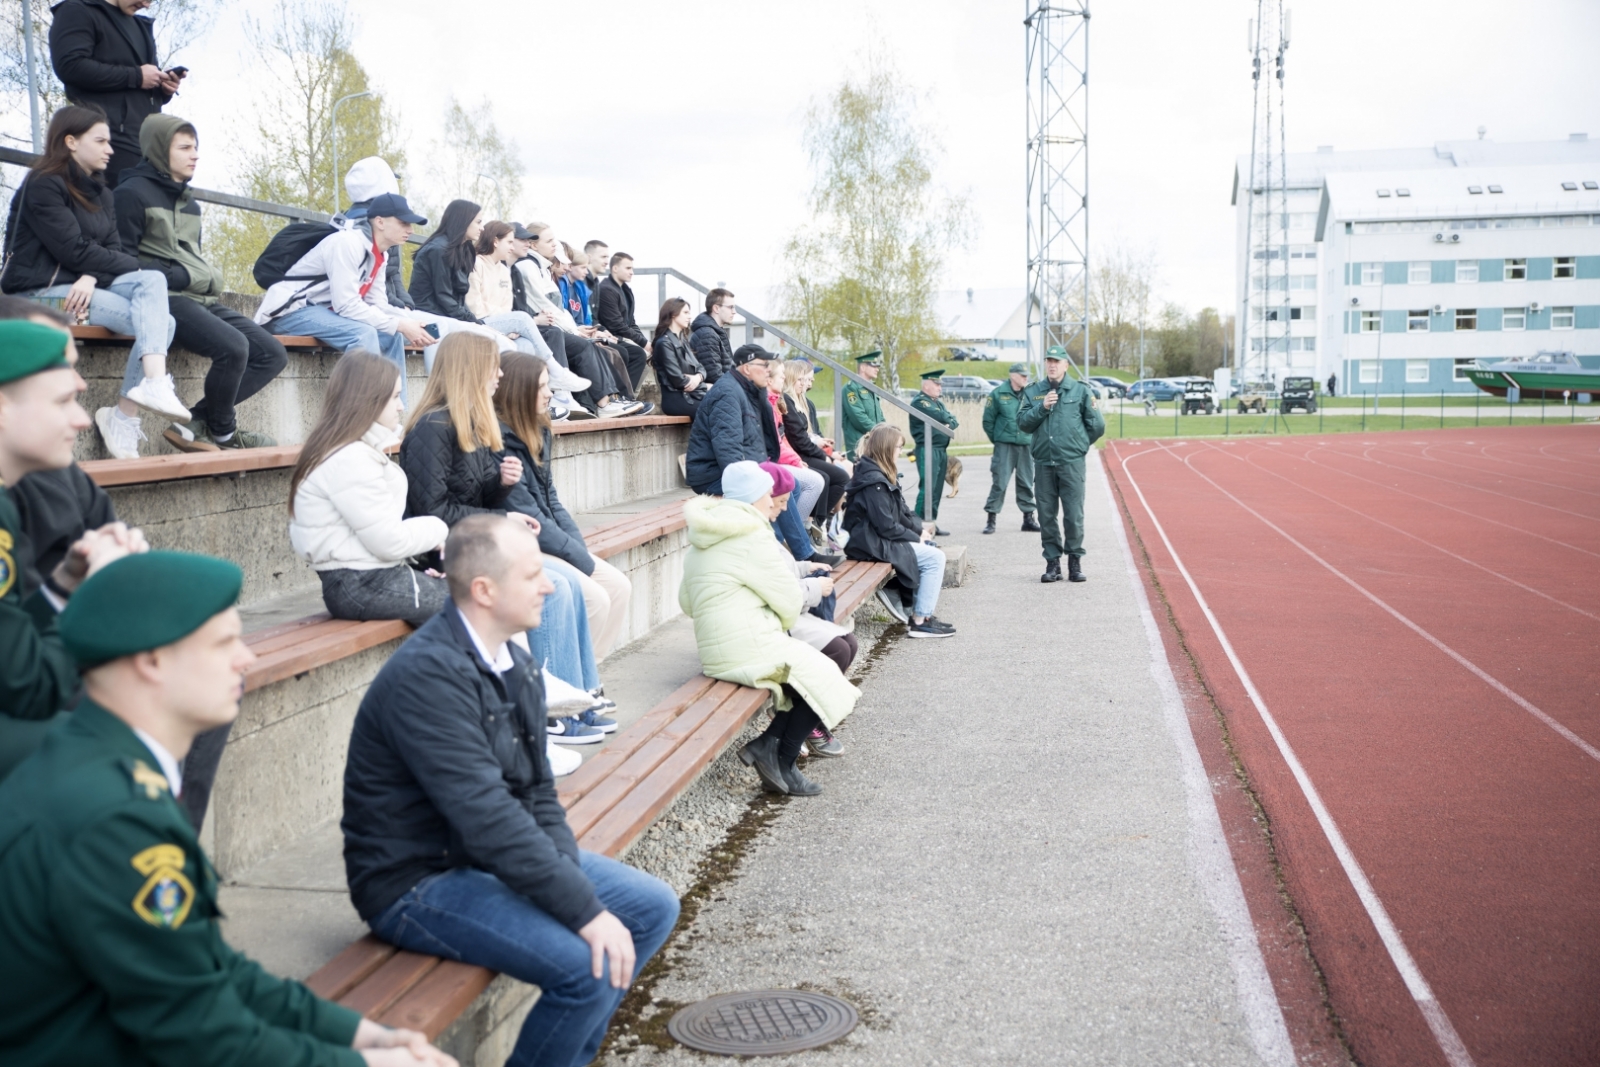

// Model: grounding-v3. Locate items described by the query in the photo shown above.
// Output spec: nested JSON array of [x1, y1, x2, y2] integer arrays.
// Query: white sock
[[113, 407, 140, 424], [214, 431, 234, 444]]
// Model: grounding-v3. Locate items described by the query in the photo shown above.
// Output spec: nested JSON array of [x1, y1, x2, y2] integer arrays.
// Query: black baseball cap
[[511, 223, 538, 240], [733, 344, 776, 365], [365, 193, 427, 225]]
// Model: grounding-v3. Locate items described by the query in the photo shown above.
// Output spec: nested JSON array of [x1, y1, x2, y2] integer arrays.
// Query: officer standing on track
[[839, 351, 886, 460], [0, 551, 455, 1067], [910, 368, 958, 535], [981, 362, 1040, 536], [1017, 347, 1105, 584]]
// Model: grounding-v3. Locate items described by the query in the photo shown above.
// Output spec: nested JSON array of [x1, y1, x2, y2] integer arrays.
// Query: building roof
[[935, 287, 1026, 341], [1320, 164, 1600, 224]]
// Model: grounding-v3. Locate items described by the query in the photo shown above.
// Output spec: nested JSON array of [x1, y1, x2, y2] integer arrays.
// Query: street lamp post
[[329, 90, 374, 211]]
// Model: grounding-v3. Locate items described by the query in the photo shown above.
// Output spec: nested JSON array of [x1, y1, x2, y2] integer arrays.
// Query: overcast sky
[[56, 0, 1600, 316]]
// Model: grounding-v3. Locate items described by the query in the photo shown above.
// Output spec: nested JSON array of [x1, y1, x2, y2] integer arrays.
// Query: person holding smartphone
[[1016, 346, 1105, 584]]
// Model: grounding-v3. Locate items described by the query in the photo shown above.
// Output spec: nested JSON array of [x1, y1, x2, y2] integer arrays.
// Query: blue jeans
[[370, 854, 679, 1067], [531, 557, 598, 691], [26, 270, 175, 394], [774, 490, 816, 561], [909, 540, 946, 617], [482, 311, 552, 358], [267, 303, 409, 386]]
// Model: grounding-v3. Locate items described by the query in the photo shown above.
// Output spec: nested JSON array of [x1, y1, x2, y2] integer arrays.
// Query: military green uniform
[[0, 701, 364, 1066], [840, 363, 886, 460], [1016, 376, 1105, 560], [981, 383, 1035, 516], [910, 390, 958, 521]]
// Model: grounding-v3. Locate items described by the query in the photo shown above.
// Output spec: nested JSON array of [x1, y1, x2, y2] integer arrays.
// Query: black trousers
[[659, 388, 705, 417], [181, 721, 232, 832], [805, 456, 850, 522], [594, 343, 639, 401], [170, 298, 289, 437], [610, 339, 649, 391], [539, 325, 615, 410], [764, 634, 860, 762]]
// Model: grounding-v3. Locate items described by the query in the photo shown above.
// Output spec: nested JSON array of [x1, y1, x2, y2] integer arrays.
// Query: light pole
[[329, 90, 374, 211], [21, 0, 42, 152], [476, 172, 501, 216]]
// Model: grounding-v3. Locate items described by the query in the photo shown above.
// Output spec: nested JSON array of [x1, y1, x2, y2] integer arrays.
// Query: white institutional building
[[1233, 135, 1600, 394]]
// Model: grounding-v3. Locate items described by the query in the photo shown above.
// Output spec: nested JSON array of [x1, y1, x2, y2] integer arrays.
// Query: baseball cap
[[733, 344, 776, 365], [365, 193, 428, 226]]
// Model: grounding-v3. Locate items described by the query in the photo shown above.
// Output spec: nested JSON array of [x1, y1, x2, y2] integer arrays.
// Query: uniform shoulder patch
[[128, 759, 171, 801], [131, 844, 194, 929]]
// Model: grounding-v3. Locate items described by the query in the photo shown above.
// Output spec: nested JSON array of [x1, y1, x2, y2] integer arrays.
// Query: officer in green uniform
[[1016, 347, 1105, 584], [981, 362, 1039, 535], [839, 350, 886, 460], [910, 368, 958, 532], [0, 552, 454, 1067]]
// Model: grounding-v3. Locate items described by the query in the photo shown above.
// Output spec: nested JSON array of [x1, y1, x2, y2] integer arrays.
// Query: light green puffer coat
[[678, 496, 861, 729]]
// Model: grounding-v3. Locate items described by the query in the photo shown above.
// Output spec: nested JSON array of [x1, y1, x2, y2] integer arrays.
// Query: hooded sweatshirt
[[112, 114, 225, 302]]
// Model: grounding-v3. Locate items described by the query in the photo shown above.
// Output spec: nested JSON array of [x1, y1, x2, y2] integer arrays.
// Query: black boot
[[1021, 511, 1041, 532], [738, 735, 790, 794], [1041, 558, 1063, 583], [1068, 555, 1086, 582], [982, 513, 996, 535], [782, 759, 823, 796], [934, 525, 949, 537]]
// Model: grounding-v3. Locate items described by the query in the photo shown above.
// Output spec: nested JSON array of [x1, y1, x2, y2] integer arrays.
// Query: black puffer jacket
[[503, 425, 595, 575], [842, 457, 923, 600], [684, 370, 777, 494], [651, 331, 708, 395], [342, 605, 601, 930], [780, 399, 829, 465], [688, 312, 734, 382], [11, 464, 115, 598], [47, 0, 171, 152], [408, 239, 477, 322], [1, 166, 139, 292], [399, 410, 513, 537]]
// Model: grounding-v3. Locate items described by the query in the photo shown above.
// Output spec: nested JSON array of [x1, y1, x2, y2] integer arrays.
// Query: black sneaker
[[810, 551, 844, 567], [875, 586, 909, 624], [906, 617, 956, 639]]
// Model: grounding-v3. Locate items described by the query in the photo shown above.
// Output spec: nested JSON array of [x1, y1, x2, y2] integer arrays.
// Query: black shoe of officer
[[1068, 555, 1086, 582], [1041, 558, 1063, 583], [1021, 511, 1041, 532], [782, 759, 823, 796], [934, 526, 950, 537], [982, 513, 996, 535], [738, 735, 790, 794]]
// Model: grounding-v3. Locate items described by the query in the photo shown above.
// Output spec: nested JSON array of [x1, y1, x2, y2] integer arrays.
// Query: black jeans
[[540, 326, 616, 411], [181, 722, 232, 832], [659, 388, 705, 417], [169, 298, 289, 437], [320, 565, 448, 627], [805, 456, 850, 523], [610, 339, 649, 392]]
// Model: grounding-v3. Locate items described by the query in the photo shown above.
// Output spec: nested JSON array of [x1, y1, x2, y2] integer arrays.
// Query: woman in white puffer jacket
[[288, 350, 449, 624]]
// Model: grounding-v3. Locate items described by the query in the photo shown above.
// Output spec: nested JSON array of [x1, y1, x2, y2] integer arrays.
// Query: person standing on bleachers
[[342, 515, 679, 1067], [47, 0, 183, 189], [1, 104, 187, 460], [114, 114, 286, 453]]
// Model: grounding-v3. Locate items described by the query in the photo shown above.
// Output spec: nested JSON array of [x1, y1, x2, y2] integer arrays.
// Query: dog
[[945, 455, 963, 497]]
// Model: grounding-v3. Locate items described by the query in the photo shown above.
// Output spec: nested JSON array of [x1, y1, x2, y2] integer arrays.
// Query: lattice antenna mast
[[1240, 2, 1291, 386], [1025, 2, 1089, 377]]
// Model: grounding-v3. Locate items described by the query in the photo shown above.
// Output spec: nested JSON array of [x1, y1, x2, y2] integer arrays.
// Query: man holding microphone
[[1016, 346, 1104, 584]]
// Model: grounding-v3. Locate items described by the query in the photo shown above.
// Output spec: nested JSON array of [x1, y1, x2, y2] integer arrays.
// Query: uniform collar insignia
[[130, 759, 171, 800]]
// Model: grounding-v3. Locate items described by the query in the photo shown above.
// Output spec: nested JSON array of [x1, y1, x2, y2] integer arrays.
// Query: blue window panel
[[1382, 309, 1407, 332], [1384, 261, 1409, 285], [1575, 305, 1600, 329], [1431, 308, 1453, 332], [1479, 258, 1504, 282], [1478, 307, 1503, 331], [1526, 257, 1554, 281], [1343, 263, 1352, 285], [1527, 307, 1551, 330], [1431, 260, 1455, 284], [1577, 256, 1600, 280]]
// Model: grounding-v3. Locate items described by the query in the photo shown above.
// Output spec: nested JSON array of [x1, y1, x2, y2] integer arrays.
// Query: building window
[[1289, 274, 1317, 290], [1455, 308, 1477, 331], [1456, 260, 1479, 283], [1503, 307, 1526, 330], [1453, 359, 1475, 382], [1360, 262, 1383, 285], [1288, 305, 1315, 321], [1554, 256, 1576, 279], [1360, 311, 1381, 332], [1408, 262, 1431, 284], [752, 325, 765, 338], [1288, 337, 1316, 352], [1407, 309, 1430, 332], [1552, 306, 1575, 329], [1359, 360, 1380, 383], [1406, 360, 1430, 383], [1505, 258, 1527, 280], [1289, 244, 1317, 259]]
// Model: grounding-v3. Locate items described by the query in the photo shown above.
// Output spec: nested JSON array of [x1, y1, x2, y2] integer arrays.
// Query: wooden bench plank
[[244, 611, 336, 646], [556, 675, 723, 807], [303, 935, 398, 1001], [584, 502, 688, 559], [374, 961, 498, 1041], [81, 444, 305, 488], [337, 951, 442, 1018], [244, 619, 411, 692]]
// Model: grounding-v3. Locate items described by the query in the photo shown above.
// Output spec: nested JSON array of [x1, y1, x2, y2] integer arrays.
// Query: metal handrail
[[633, 266, 948, 522]]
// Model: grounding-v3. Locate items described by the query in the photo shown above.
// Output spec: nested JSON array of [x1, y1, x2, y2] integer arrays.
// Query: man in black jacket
[[114, 115, 285, 451], [342, 516, 678, 1067], [49, 0, 182, 188], [688, 288, 736, 383], [592, 253, 648, 391]]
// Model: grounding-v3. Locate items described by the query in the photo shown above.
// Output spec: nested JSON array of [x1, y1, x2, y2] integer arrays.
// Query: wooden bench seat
[[70, 324, 421, 352]]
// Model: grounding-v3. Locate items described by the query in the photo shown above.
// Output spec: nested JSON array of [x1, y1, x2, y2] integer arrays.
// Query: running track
[[1104, 425, 1600, 1067]]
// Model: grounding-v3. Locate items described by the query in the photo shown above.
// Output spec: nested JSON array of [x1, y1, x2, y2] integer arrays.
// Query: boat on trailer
[[1462, 350, 1600, 400]]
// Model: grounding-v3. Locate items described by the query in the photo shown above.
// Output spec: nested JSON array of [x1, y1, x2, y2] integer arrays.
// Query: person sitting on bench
[[342, 514, 679, 1067]]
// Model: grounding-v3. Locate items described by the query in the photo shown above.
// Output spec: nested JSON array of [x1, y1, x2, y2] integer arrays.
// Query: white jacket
[[513, 254, 583, 335], [256, 227, 402, 330], [289, 423, 448, 571]]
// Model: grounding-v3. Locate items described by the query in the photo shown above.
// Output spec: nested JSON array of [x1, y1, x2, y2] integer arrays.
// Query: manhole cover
[[668, 989, 858, 1055]]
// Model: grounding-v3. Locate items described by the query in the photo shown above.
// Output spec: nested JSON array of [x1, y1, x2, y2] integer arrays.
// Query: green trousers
[[984, 443, 1036, 515], [912, 448, 948, 522], [1035, 459, 1087, 560]]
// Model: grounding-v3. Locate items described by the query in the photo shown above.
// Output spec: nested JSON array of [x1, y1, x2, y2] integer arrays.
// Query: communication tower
[[1239, 2, 1292, 386]]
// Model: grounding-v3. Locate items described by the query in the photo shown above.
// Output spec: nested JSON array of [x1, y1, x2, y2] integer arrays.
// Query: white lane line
[[1175, 445, 1600, 766], [1418, 443, 1600, 500], [1115, 444, 1480, 1067], [1093, 449, 1296, 1067], [1353, 445, 1600, 524]]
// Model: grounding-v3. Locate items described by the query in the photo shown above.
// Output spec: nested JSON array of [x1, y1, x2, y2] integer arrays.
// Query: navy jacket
[[688, 312, 734, 383], [502, 425, 595, 576], [684, 370, 777, 495], [341, 605, 601, 929]]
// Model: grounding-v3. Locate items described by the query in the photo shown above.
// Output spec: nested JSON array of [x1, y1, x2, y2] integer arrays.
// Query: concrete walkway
[[605, 451, 1294, 1066]]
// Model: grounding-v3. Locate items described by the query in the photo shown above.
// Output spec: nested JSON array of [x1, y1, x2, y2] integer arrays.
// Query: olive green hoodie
[[111, 114, 224, 303]]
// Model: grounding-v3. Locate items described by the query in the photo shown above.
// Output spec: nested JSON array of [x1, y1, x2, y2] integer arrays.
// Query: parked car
[[1126, 378, 1185, 401], [1089, 376, 1128, 399], [940, 374, 999, 402]]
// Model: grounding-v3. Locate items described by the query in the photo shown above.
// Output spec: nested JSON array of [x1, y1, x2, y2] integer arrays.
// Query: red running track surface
[[1104, 425, 1600, 1067]]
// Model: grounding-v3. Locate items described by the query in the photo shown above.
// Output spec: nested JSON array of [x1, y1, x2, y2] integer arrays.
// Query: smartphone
[[167, 66, 189, 78], [422, 323, 441, 340]]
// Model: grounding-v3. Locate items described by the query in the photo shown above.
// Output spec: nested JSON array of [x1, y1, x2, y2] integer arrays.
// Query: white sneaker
[[545, 361, 591, 394], [123, 374, 191, 421], [596, 402, 630, 419], [565, 406, 598, 421], [95, 407, 145, 460], [550, 400, 571, 421], [543, 669, 597, 715], [547, 741, 582, 777]]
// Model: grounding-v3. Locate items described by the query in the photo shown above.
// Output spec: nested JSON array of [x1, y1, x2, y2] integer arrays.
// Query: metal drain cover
[[667, 989, 858, 1055]]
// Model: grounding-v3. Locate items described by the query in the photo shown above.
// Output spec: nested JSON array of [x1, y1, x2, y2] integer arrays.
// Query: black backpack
[[252, 221, 339, 290]]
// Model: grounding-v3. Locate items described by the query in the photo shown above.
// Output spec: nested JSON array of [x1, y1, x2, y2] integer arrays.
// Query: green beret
[[920, 368, 945, 380], [0, 320, 71, 386], [1008, 362, 1029, 376], [60, 552, 243, 668], [855, 351, 882, 365]]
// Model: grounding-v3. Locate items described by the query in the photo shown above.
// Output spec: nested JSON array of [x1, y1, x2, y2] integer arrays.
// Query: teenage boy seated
[[342, 515, 679, 1067]]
